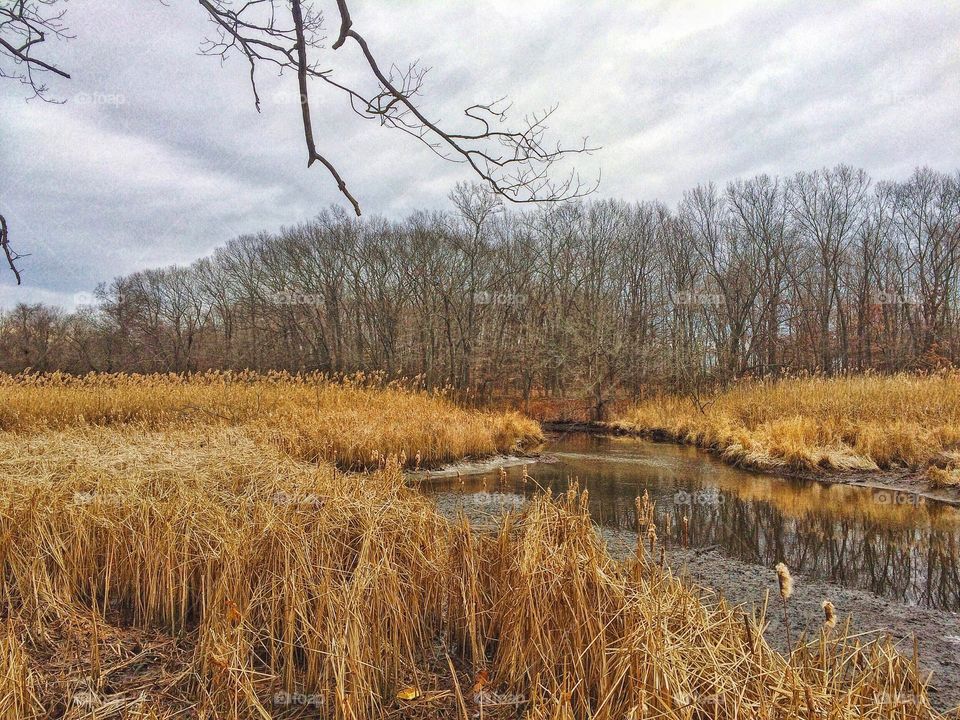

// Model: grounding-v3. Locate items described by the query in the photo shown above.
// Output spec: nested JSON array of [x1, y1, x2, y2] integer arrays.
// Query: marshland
[[3, 1, 960, 718], [1, 372, 959, 718]]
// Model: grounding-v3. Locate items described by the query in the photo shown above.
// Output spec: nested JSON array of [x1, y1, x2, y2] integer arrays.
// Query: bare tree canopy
[[0, 0, 72, 99], [5, 168, 960, 420], [0, 0, 597, 284]]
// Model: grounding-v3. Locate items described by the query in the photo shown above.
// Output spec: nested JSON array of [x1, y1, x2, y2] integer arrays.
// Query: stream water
[[419, 432, 960, 611]]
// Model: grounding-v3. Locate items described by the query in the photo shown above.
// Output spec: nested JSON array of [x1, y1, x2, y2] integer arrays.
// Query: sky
[[1, 0, 958, 309]]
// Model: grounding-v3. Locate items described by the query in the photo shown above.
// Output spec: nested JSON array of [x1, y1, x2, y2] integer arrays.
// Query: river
[[418, 431, 960, 611]]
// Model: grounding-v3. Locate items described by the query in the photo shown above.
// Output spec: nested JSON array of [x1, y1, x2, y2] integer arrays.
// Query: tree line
[[3, 166, 959, 419]]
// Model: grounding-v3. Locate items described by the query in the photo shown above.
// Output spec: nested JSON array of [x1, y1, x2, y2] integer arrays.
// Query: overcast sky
[[1, 0, 958, 309]]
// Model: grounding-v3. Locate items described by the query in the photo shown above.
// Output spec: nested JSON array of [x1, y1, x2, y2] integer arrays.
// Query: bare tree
[[0, 0, 596, 283], [0, 0, 74, 284], [5, 168, 960, 417], [198, 0, 597, 210]]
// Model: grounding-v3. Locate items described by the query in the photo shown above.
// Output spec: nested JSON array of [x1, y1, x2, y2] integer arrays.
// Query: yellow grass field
[[0, 373, 949, 718], [612, 373, 960, 485], [0, 371, 542, 469]]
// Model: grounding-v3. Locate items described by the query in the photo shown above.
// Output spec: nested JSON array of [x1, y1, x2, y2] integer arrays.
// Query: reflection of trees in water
[[661, 494, 960, 610], [452, 457, 960, 610], [570, 479, 960, 611]]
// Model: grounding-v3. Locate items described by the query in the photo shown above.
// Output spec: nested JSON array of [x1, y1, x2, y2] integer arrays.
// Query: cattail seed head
[[822, 600, 836, 628], [775, 562, 793, 600]]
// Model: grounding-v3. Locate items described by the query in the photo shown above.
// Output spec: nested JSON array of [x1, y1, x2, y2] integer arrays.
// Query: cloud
[[1, 0, 958, 308]]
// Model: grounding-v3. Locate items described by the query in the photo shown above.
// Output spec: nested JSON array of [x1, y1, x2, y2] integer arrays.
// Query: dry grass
[[0, 371, 541, 469], [612, 373, 960, 476], [0, 374, 950, 718]]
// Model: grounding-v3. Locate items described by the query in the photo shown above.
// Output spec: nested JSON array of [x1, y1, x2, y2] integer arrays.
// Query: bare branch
[[198, 0, 598, 212], [290, 0, 360, 215], [0, 214, 23, 285], [0, 0, 73, 101]]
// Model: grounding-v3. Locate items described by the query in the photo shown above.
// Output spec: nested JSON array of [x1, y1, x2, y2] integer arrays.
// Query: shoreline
[[541, 421, 960, 507], [430, 493, 960, 713]]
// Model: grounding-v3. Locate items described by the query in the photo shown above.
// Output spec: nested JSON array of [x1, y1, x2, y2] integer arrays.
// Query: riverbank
[[608, 375, 960, 504], [616, 536, 960, 712], [612, 376, 960, 474], [612, 427, 960, 506], [434, 493, 960, 712]]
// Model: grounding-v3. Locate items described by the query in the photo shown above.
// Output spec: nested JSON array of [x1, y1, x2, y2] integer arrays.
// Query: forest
[[4, 165, 959, 418]]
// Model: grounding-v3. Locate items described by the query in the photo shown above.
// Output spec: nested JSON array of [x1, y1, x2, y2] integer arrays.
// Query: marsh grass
[[612, 373, 960, 476], [0, 374, 950, 718], [0, 371, 541, 469]]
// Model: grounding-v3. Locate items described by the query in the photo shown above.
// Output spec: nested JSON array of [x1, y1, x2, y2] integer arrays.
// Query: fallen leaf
[[396, 686, 421, 701], [471, 670, 489, 694], [225, 599, 242, 625]]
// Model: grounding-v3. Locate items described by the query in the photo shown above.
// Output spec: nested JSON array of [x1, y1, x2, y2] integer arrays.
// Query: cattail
[[822, 600, 837, 629], [521, 465, 529, 483], [414, 451, 422, 470], [804, 685, 816, 717], [499, 466, 507, 484], [647, 523, 657, 555], [775, 562, 794, 654], [681, 514, 689, 548], [775, 562, 793, 600]]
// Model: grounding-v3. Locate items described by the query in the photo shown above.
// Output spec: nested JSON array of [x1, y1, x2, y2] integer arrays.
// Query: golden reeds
[[612, 372, 960, 476], [0, 374, 950, 718], [0, 370, 542, 469]]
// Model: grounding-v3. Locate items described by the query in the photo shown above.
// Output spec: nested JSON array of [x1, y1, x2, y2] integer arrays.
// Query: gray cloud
[[1, 0, 958, 308]]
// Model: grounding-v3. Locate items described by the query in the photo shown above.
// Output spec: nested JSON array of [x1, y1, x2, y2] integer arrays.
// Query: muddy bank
[[407, 453, 538, 482], [601, 531, 960, 713], [432, 494, 960, 712]]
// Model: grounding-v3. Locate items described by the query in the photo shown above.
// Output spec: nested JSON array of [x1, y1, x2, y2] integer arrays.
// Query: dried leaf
[[471, 670, 489, 694], [396, 686, 421, 701]]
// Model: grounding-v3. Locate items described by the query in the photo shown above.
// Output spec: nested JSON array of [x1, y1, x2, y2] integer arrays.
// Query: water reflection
[[421, 433, 960, 611]]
